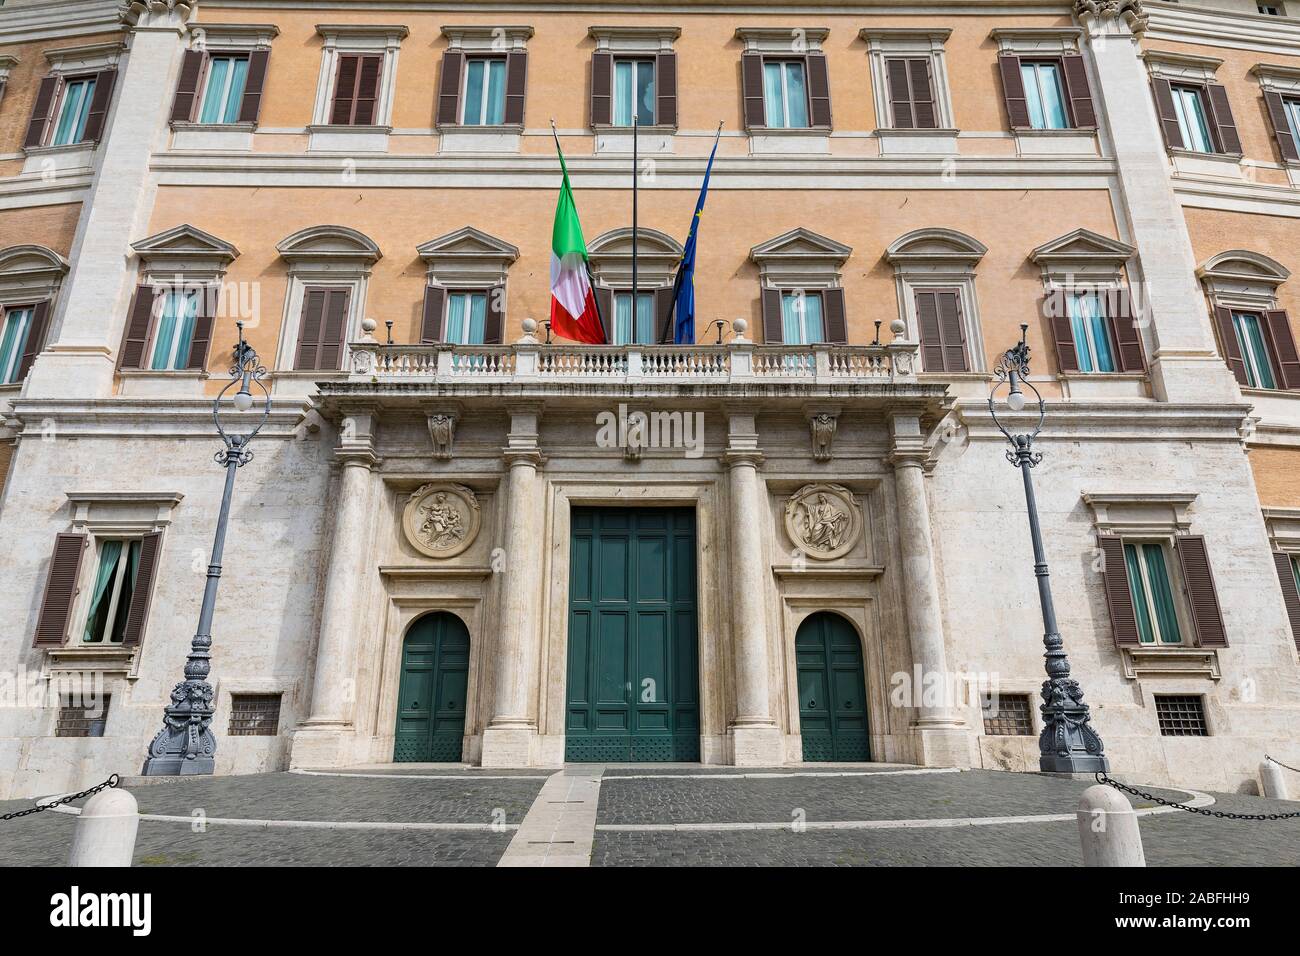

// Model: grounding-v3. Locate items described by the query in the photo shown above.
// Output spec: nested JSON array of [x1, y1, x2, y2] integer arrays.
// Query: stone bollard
[[1260, 761, 1289, 800], [69, 787, 139, 867], [1077, 784, 1146, 867]]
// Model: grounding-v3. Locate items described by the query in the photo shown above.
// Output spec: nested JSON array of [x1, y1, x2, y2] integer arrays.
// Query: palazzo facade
[[0, 0, 1298, 798]]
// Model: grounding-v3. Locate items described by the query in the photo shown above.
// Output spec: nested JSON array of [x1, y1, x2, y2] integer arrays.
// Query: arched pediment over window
[[276, 225, 382, 273], [0, 244, 69, 287], [1198, 249, 1291, 289], [589, 227, 684, 287], [884, 227, 986, 266]]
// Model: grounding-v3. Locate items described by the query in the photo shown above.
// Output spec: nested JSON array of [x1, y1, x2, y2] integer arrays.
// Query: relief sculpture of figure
[[803, 493, 848, 552], [418, 492, 465, 549]]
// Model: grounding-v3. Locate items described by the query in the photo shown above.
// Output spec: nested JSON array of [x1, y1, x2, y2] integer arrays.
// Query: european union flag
[[670, 130, 720, 344]]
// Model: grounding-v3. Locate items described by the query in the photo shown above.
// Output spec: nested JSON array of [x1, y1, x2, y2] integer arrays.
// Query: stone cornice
[[120, 1, 193, 27], [1146, 1, 1300, 56]]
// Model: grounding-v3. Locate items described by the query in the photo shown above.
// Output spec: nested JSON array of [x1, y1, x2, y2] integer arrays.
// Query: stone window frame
[[735, 26, 832, 155], [588, 227, 684, 293], [884, 228, 987, 374], [1142, 49, 1244, 177], [0, 244, 69, 391], [23, 42, 125, 161], [988, 27, 1099, 151], [309, 24, 408, 131], [859, 28, 956, 133], [417, 226, 518, 342], [0, 54, 18, 106], [437, 24, 533, 154], [1197, 249, 1293, 394], [173, 22, 279, 134], [1251, 62, 1300, 169], [589, 25, 681, 134]]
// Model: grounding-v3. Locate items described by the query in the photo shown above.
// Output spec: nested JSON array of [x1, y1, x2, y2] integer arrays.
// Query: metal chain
[[1097, 772, 1300, 821], [0, 774, 119, 822], [1266, 753, 1300, 775]]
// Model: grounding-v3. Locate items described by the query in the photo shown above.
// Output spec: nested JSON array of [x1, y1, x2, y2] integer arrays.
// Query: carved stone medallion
[[402, 483, 481, 559], [783, 483, 862, 560]]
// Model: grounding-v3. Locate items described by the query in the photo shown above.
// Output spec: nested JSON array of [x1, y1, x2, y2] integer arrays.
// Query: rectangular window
[[1067, 292, 1116, 373], [781, 291, 824, 345], [1231, 311, 1277, 389], [51, 76, 96, 146], [613, 291, 656, 345], [613, 58, 655, 127], [1021, 61, 1069, 130], [56, 696, 110, 738], [762, 60, 809, 129], [1123, 541, 1183, 645], [445, 291, 488, 345], [1155, 695, 1208, 736], [462, 58, 506, 126], [1284, 97, 1300, 158], [0, 305, 35, 383], [1171, 85, 1214, 153], [82, 539, 143, 644], [229, 693, 283, 736], [981, 693, 1034, 736], [149, 288, 200, 371], [198, 55, 249, 124]]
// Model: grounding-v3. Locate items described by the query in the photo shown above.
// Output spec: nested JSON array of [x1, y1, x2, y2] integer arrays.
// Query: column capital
[[722, 449, 764, 469], [503, 448, 545, 468], [120, 1, 193, 30], [334, 449, 380, 470], [1075, 0, 1149, 40]]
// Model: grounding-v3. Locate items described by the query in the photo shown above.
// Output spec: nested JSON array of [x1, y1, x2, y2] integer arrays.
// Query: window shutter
[[909, 59, 937, 129], [1106, 288, 1146, 373], [1097, 535, 1141, 647], [483, 284, 505, 344], [806, 53, 832, 128], [436, 49, 463, 126], [1264, 309, 1300, 389], [121, 531, 161, 647], [591, 52, 612, 126], [1046, 296, 1080, 373], [318, 288, 350, 369], [1212, 305, 1248, 385], [24, 75, 59, 148], [915, 290, 945, 371], [1264, 91, 1300, 164], [33, 532, 86, 647], [82, 69, 117, 143], [655, 286, 676, 343], [352, 56, 382, 125], [822, 288, 847, 343], [1272, 552, 1300, 652], [1175, 535, 1228, 648], [761, 287, 783, 343], [886, 58, 915, 129], [741, 53, 765, 129], [998, 54, 1030, 129], [331, 55, 359, 125], [171, 50, 206, 123], [1150, 78, 1184, 150], [594, 286, 614, 343], [937, 290, 967, 371], [656, 52, 677, 128], [120, 284, 161, 370], [504, 50, 528, 126], [1060, 54, 1097, 129], [420, 285, 446, 343], [185, 286, 215, 370], [295, 288, 349, 370], [1204, 83, 1241, 155], [239, 49, 270, 124], [15, 300, 51, 381]]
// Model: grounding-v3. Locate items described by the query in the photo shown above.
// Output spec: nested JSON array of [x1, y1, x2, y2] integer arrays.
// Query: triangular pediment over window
[[417, 227, 519, 263], [131, 224, 239, 282], [750, 228, 852, 265], [1030, 228, 1135, 266]]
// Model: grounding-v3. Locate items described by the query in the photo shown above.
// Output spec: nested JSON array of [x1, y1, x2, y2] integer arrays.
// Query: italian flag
[[549, 145, 605, 344]]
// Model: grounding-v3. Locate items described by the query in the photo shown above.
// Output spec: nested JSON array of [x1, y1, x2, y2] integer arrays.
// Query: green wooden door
[[566, 507, 699, 761], [394, 612, 470, 762], [796, 612, 870, 762]]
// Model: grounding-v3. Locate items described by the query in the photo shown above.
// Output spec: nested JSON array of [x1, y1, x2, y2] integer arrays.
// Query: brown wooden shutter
[[1106, 288, 1146, 373], [294, 287, 349, 370], [1175, 535, 1228, 648], [1046, 296, 1080, 373], [185, 286, 215, 370], [1264, 91, 1300, 164], [436, 49, 463, 126], [82, 69, 117, 143], [1213, 305, 1248, 385], [15, 300, 52, 381], [886, 58, 915, 129], [655, 286, 676, 343], [24, 75, 59, 148], [120, 285, 161, 370], [1273, 551, 1300, 652], [915, 290, 945, 371], [806, 53, 832, 128], [1205, 83, 1242, 155], [238, 49, 270, 124], [483, 284, 505, 344], [1060, 55, 1097, 129], [594, 286, 613, 343], [761, 287, 783, 343], [656, 52, 677, 128], [1150, 78, 1184, 150], [741, 53, 765, 129], [591, 52, 612, 127], [420, 285, 446, 343], [998, 54, 1030, 129], [33, 532, 86, 647], [937, 291, 967, 371], [1097, 535, 1141, 647], [171, 50, 206, 123], [352, 56, 381, 125], [330, 55, 359, 125], [121, 531, 161, 647], [909, 59, 937, 129], [504, 51, 528, 126], [1264, 309, 1300, 389], [822, 288, 847, 343], [318, 288, 350, 369]]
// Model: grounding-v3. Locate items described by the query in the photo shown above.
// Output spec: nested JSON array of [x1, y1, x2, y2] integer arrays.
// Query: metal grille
[[227, 694, 282, 736], [1155, 695, 1208, 736], [55, 696, 110, 738], [982, 692, 1034, 736]]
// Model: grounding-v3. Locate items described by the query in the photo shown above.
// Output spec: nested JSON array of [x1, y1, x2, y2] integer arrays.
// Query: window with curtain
[[463, 58, 506, 125], [0, 305, 35, 384], [762, 60, 809, 129], [82, 539, 142, 644], [1021, 61, 1069, 130], [1285, 97, 1300, 155], [612, 292, 655, 345], [781, 291, 824, 344], [150, 289, 200, 371], [198, 55, 249, 124], [1231, 311, 1277, 389], [1122, 541, 1183, 645], [1067, 291, 1116, 373], [1171, 85, 1214, 153], [51, 76, 96, 146], [446, 291, 488, 344], [613, 58, 655, 127]]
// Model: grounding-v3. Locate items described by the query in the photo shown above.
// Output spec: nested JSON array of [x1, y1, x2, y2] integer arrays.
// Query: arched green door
[[394, 612, 470, 762], [796, 612, 870, 762]]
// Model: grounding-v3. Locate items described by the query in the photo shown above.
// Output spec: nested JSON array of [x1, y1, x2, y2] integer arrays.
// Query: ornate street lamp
[[988, 324, 1109, 774], [143, 322, 271, 775]]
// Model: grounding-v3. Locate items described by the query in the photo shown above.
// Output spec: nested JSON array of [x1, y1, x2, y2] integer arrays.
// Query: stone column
[[1076, 0, 1240, 404], [889, 412, 971, 768], [723, 409, 784, 766], [481, 405, 546, 767]]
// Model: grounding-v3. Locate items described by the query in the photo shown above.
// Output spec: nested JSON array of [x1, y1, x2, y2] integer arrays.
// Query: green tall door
[[796, 612, 870, 762], [394, 612, 470, 762], [566, 507, 700, 761]]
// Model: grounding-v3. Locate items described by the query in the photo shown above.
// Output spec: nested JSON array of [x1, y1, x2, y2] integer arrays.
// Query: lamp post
[[988, 324, 1109, 774], [142, 322, 271, 776]]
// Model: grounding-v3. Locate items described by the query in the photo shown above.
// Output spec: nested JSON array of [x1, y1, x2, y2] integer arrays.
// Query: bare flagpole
[[551, 118, 606, 341], [632, 111, 639, 326]]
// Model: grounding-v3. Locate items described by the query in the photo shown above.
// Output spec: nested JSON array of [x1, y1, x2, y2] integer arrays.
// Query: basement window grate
[[56, 695, 110, 737], [228, 693, 282, 736], [1155, 695, 1208, 736], [981, 692, 1034, 736]]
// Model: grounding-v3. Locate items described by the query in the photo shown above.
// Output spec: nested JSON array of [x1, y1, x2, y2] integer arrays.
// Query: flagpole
[[550, 118, 606, 343], [632, 112, 639, 319]]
